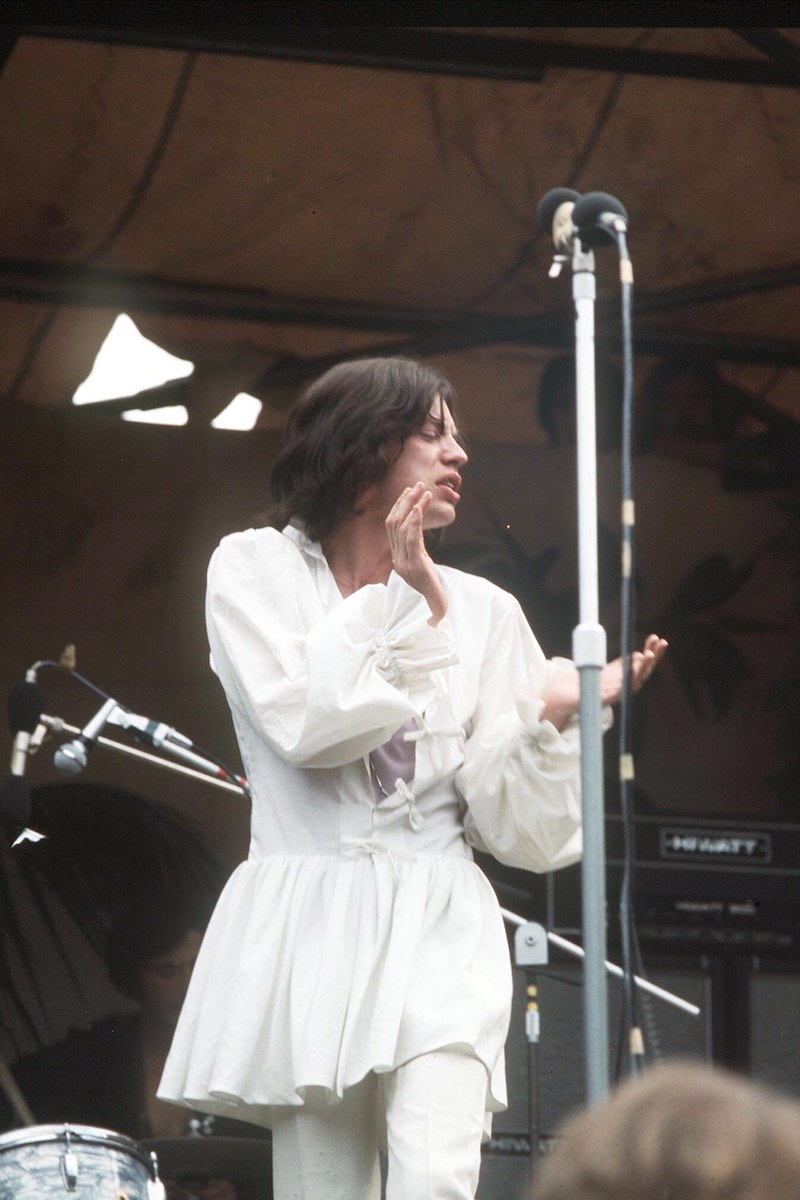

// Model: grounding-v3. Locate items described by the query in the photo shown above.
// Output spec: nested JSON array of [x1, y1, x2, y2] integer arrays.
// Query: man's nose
[[443, 436, 467, 466]]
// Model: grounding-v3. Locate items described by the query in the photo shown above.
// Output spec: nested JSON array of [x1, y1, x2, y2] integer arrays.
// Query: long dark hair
[[269, 356, 457, 542]]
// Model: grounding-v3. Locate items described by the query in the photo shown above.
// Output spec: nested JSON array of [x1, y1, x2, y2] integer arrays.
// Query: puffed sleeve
[[455, 588, 611, 873], [206, 528, 459, 768]]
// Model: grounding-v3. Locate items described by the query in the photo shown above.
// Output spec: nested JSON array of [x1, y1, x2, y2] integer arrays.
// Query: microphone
[[1, 676, 45, 830], [54, 697, 245, 788], [538, 188, 628, 253], [537, 187, 580, 250], [110, 708, 240, 782], [53, 697, 119, 774], [571, 190, 628, 248]]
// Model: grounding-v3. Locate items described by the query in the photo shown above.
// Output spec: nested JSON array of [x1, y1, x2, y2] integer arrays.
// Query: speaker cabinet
[[750, 970, 800, 1100]]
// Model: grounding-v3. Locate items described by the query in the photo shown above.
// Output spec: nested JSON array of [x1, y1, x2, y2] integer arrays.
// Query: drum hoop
[[0, 1124, 155, 1174]]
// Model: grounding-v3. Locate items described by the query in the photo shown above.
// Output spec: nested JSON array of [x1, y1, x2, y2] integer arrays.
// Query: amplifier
[[482, 815, 800, 957], [606, 815, 800, 955]]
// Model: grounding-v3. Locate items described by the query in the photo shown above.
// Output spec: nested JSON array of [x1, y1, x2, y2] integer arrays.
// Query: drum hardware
[[59, 1128, 78, 1190], [148, 1152, 166, 1200], [0, 1123, 161, 1199]]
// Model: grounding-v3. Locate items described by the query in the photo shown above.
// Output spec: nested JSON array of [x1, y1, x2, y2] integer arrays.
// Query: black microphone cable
[[616, 223, 643, 1079]]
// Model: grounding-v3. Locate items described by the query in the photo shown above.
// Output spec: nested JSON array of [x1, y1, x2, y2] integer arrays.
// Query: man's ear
[[352, 483, 376, 517]]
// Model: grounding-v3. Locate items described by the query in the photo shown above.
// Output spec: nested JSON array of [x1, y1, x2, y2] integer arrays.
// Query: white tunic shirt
[[158, 524, 588, 1129]]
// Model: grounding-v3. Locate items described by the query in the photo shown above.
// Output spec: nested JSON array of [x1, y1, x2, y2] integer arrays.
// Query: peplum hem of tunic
[[158, 849, 512, 1131]]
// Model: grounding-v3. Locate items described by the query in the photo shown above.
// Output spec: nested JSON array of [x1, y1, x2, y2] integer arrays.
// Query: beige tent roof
[[2, 24, 800, 438]]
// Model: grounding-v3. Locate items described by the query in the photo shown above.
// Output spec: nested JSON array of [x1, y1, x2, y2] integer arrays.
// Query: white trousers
[[271, 1049, 488, 1200]]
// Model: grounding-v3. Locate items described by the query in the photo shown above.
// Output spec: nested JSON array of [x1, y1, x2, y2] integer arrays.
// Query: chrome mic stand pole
[[570, 233, 611, 1105], [537, 188, 611, 1105]]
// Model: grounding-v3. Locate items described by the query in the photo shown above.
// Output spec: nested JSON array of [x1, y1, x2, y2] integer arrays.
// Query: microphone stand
[[11, 716, 248, 849], [569, 234, 612, 1105], [540, 189, 637, 1106], [5, 653, 249, 850], [36, 713, 249, 797]]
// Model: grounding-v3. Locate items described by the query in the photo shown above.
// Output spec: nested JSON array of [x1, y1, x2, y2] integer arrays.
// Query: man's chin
[[424, 506, 458, 531]]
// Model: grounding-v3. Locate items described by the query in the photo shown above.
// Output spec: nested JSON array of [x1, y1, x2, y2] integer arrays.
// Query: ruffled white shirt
[[158, 524, 590, 1130]]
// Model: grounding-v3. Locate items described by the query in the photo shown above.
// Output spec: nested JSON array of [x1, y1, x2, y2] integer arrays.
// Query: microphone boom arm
[[42, 714, 248, 797]]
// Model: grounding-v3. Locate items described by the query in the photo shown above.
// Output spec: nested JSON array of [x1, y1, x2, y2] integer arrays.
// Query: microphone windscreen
[[572, 191, 628, 246], [537, 187, 580, 235], [8, 681, 44, 734], [0, 774, 31, 829], [53, 742, 85, 774]]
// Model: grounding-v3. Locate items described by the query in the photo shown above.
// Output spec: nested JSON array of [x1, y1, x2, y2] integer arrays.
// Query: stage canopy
[[2, 25, 800, 438]]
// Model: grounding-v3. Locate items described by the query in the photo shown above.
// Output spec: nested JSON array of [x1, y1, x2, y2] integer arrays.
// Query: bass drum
[[0, 1123, 163, 1198]]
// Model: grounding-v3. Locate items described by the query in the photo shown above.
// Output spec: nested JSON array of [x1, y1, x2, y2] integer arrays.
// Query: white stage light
[[73, 314, 194, 407], [121, 406, 189, 426], [211, 393, 263, 431]]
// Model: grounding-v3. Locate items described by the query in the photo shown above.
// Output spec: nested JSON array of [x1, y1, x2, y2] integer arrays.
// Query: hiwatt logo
[[660, 828, 772, 865]]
